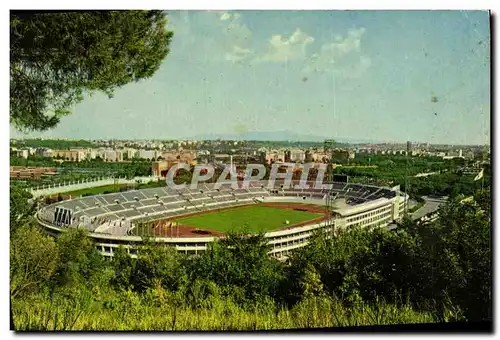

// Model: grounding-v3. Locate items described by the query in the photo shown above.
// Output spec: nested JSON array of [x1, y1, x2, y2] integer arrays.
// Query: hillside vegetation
[[10, 188, 491, 330]]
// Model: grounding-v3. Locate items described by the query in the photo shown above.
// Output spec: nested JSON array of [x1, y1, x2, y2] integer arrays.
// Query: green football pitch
[[174, 205, 323, 233], [59, 184, 124, 197]]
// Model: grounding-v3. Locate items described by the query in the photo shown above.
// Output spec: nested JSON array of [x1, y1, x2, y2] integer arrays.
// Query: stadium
[[36, 180, 409, 259]]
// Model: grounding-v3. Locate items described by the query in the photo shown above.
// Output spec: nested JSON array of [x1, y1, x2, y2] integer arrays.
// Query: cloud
[[257, 28, 314, 63], [220, 12, 232, 21], [303, 27, 370, 78], [218, 12, 255, 64], [223, 15, 252, 47], [225, 45, 254, 63], [166, 11, 254, 64], [220, 12, 241, 21], [168, 12, 369, 78]]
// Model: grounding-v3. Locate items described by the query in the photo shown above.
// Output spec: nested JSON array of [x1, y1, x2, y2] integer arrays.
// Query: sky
[[11, 10, 491, 145]]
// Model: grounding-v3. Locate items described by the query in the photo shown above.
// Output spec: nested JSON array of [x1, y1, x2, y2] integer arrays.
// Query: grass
[[409, 201, 425, 213], [340, 165, 379, 168], [58, 184, 126, 197], [12, 292, 437, 331], [55, 181, 164, 198], [174, 205, 322, 233]]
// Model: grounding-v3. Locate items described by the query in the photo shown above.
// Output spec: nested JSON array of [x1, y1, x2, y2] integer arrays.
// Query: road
[[414, 171, 440, 178], [408, 199, 419, 210], [410, 196, 447, 221], [385, 196, 447, 231]]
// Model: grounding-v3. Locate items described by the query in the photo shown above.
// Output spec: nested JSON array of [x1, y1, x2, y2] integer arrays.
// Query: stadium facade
[[36, 180, 409, 259]]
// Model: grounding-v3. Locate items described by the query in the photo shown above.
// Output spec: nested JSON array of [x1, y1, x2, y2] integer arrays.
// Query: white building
[[125, 148, 137, 159], [16, 149, 29, 159], [102, 150, 122, 162], [290, 149, 306, 162], [42, 149, 53, 158], [86, 149, 97, 160], [137, 149, 156, 160]]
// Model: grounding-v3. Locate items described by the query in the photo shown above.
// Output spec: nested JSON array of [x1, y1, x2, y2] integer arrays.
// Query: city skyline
[[10, 10, 491, 145]]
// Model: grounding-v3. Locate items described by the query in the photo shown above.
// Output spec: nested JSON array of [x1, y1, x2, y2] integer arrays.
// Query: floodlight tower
[[324, 139, 336, 182], [324, 139, 337, 234], [325, 188, 337, 235], [405, 141, 412, 215]]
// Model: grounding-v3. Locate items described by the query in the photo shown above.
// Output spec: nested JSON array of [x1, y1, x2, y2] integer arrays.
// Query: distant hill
[[189, 130, 381, 144]]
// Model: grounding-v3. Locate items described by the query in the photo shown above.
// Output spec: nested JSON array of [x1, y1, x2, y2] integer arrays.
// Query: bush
[[10, 190, 491, 330]]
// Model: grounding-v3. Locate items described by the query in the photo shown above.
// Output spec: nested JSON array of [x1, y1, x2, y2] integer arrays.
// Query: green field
[[56, 181, 165, 197], [174, 205, 322, 233], [58, 184, 126, 197]]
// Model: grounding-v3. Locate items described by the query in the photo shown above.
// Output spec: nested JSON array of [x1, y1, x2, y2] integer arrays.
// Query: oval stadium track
[[36, 180, 410, 260]]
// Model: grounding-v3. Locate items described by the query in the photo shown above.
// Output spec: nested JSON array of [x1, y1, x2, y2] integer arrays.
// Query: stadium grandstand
[[37, 180, 409, 260]]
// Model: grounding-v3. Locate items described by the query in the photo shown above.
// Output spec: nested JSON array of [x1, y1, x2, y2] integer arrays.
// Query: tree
[[9, 185, 35, 232], [189, 232, 284, 304], [10, 224, 59, 298], [112, 247, 135, 290], [183, 279, 221, 310], [299, 264, 323, 299], [394, 193, 491, 321], [431, 195, 492, 321], [10, 10, 173, 131], [53, 229, 106, 290], [131, 243, 187, 293]]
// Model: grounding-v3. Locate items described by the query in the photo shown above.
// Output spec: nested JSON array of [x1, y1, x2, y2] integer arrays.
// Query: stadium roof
[[334, 198, 391, 217]]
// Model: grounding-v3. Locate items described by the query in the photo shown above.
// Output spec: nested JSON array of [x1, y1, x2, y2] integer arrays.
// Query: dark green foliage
[[10, 225, 59, 298], [9, 184, 35, 232], [284, 189, 491, 321], [10, 156, 154, 184], [10, 188, 491, 329], [13, 138, 96, 149], [131, 244, 187, 293], [53, 229, 107, 290], [183, 279, 221, 310], [10, 10, 173, 131], [423, 190, 491, 321], [331, 154, 489, 198], [187, 232, 285, 304], [299, 264, 324, 299], [111, 247, 135, 290]]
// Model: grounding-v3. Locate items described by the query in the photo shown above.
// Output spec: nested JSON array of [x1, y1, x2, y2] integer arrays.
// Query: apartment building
[[137, 149, 156, 160], [53, 149, 86, 162], [102, 149, 123, 162]]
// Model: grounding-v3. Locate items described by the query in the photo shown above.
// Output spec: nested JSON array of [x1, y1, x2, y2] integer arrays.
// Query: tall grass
[[12, 291, 436, 331]]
